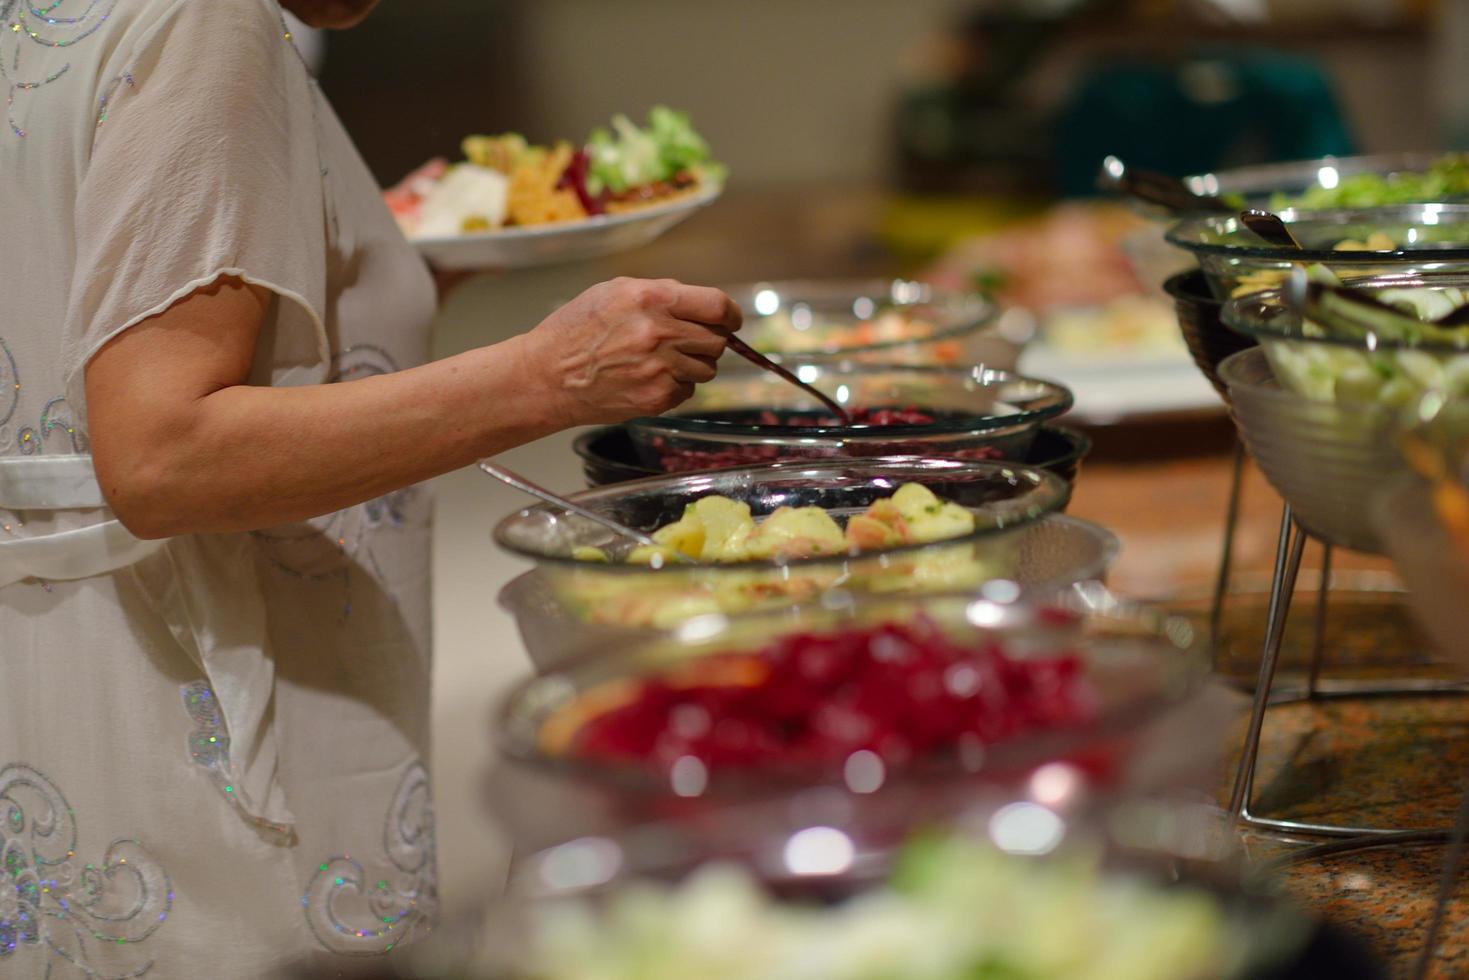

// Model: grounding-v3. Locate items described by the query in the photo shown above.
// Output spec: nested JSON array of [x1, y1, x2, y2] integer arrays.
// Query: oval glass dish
[[499, 513, 1119, 671], [433, 796, 1317, 980], [573, 423, 1092, 488], [1165, 204, 1469, 300], [487, 591, 1206, 849], [492, 457, 1069, 630], [727, 277, 1017, 370], [624, 364, 1072, 474]]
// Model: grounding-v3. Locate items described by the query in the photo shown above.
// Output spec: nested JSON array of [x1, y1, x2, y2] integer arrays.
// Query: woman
[[0, 0, 739, 975]]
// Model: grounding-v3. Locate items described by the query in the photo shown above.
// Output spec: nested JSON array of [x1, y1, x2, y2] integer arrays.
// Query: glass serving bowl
[[486, 590, 1207, 851], [1371, 403, 1469, 671], [492, 457, 1069, 631], [421, 795, 1317, 980], [1374, 479, 1469, 672], [624, 364, 1072, 474], [1222, 270, 1469, 409], [1183, 151, 1449, 210], [1163, 269, 1256, 400], [1165, 204, 1469, 300], [499, 513, 1120, 671], [728, 277, 1018, 370], [573, 423, 1092, 488], [1218, 347, 1403, 554]]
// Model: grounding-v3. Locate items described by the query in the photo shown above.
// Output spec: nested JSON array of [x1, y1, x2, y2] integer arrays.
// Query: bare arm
[[85, 276, 740, 539]]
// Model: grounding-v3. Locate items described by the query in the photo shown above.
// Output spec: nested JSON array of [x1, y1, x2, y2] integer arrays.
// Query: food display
[[598, 482, 977, 565], [494, 459, 1068, 629], [1165, 204, 1469, 301], [627, 365, 1072, 475], [540, 617, 1092, 781], [504, 835, 1245, 980], [1264, 153, 1469, 211], [387, 106, 724, 238], [1223, 270, 1469, 408]]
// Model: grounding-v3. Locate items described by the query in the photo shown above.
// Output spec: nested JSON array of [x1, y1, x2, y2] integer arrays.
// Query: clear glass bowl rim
[[628, 364, 1074, 439], [493, 590, 1207, 795], [1165, 203, 1469, 261], [491, 456, 1071, 574], [1221, 270, 1469, 354], [725, 276, 1002, 356]]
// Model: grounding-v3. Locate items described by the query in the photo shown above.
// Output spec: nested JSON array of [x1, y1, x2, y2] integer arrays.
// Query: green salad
[[1264, 153, 1469, 211], [512, 836, 1247, 980]]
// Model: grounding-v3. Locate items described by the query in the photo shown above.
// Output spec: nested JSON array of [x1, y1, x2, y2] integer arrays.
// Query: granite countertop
[[1071, 449, 1469, 978]]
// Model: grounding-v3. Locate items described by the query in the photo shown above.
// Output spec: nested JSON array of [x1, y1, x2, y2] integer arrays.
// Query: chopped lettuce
[[585, 105, 721, 196], [1269, 154, 1469, 210], [1263, 267, 1469, 406], [512, 836, 1244, 980]]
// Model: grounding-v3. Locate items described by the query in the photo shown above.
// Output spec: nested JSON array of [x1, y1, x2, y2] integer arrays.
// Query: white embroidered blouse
[[0, 0, 439, 975]]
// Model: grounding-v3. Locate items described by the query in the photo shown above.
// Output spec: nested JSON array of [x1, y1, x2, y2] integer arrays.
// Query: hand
[[520, 277, 743, 426]]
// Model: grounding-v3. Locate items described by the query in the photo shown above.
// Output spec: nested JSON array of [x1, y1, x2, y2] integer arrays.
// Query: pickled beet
[[567, 619, 1093, 781]]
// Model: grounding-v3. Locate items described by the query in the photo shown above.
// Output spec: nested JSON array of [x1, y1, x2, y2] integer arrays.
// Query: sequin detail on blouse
[[0, 0, 118, 138], [0, 763, 174, 977], [302, 761, 437, 956], [180, 683, 294, 843]]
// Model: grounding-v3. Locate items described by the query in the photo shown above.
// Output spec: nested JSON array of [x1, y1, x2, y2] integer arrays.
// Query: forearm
[[98, 334, 560, 537]]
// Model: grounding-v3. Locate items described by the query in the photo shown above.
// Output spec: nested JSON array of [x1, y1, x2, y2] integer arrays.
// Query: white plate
[[1021, 343, 1223, 425], [409, 183, 722, 271]]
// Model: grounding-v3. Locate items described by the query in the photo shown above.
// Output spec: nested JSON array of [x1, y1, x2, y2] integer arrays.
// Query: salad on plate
[[387, 106, 725, 240]]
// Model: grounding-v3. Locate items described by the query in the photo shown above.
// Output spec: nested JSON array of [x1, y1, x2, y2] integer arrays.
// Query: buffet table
[[412, 177, 1469, 977]]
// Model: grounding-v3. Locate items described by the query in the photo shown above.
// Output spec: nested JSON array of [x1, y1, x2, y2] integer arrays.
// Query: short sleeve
[[62, 0, 330, 426]]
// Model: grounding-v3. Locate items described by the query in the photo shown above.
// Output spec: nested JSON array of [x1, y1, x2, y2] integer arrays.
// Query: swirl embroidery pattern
[[0, 763, 173, 978], [302, 761, 436, 956], [0, 0, 120, 138]]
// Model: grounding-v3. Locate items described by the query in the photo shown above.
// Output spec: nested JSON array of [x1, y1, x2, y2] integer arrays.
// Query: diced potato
[[651, 515, 707, 559], [745, 506, 846, 559], [686, 496, 756, 561], [906, 501, 977, 544], [846, 513, 903, 550], [891, 482, 942, 521]]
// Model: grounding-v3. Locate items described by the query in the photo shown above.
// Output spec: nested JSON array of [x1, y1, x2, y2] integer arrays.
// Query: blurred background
[[297, 0, 1469, 922]]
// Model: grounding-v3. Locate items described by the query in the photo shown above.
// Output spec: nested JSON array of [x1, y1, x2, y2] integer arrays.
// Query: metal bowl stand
[[1225, 502, 1469, 978]]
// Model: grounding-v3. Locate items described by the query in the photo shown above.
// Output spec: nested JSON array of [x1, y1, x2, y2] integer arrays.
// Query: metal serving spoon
[[1239, 209, 1304, 250], [478, 460, 694, 564], [1097, 155, 1232, 213], [724, 334, 854, 424], [1286, 267, 1469, 334]]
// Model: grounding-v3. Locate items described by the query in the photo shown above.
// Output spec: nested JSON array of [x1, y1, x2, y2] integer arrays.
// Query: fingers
[[665, 283, 743, 332], [669, 353, 719, 384], [669, 321, 729, 360]]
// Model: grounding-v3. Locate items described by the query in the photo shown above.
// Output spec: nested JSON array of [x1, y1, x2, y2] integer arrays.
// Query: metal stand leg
[[1230, 511, 1467, 842], [1307, 544, 1332, 699], [1410, 774, 1469, 980], [1209, 440, 1247, 665], [1229, 505, 1305, 823]]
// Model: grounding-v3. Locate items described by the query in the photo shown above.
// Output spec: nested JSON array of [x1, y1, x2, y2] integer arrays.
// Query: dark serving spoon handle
[[724, 334, 854, 425]]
